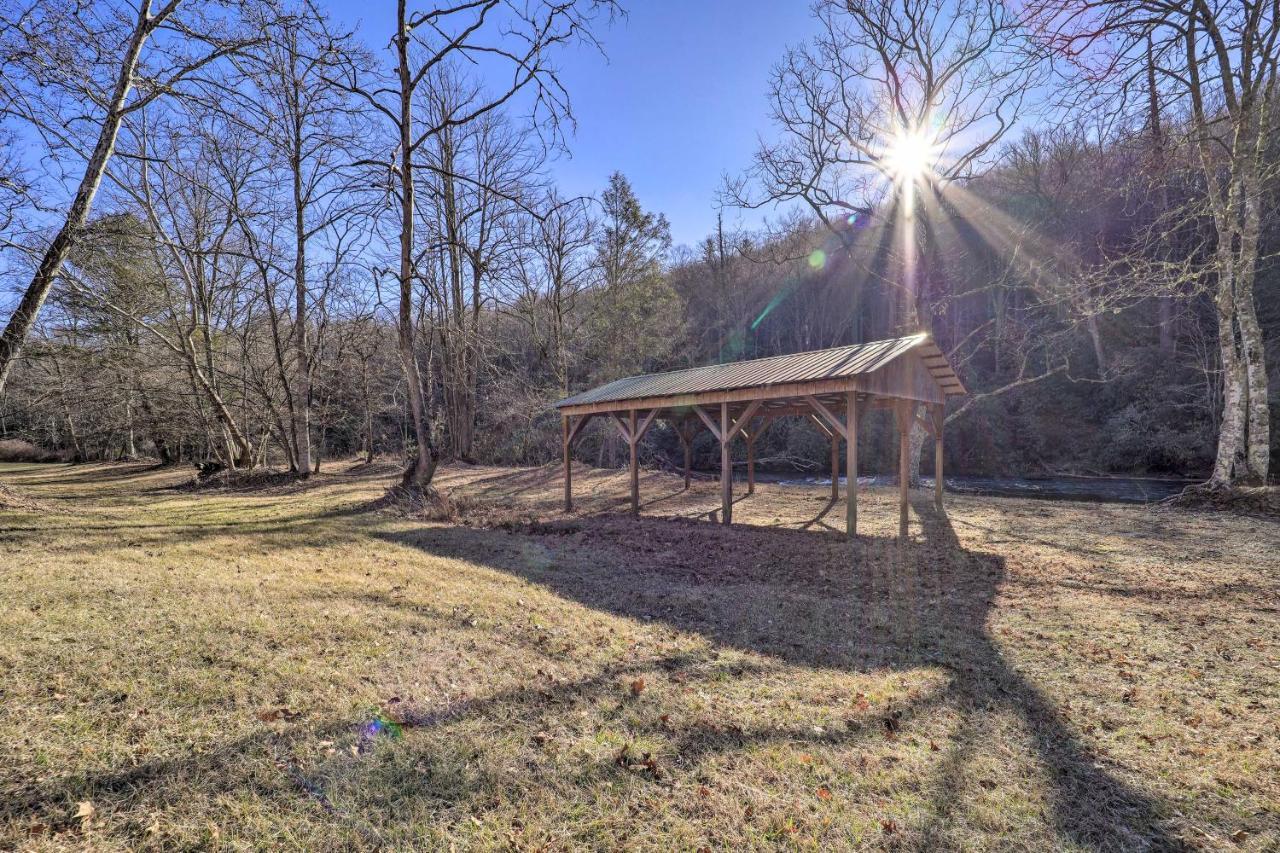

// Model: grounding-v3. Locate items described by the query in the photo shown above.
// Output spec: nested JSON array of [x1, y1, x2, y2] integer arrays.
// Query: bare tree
[[0, 0, 265, 392], [335, 0, 617, 493], [506, 190, 597, 394], [729, 0, 1047, 481], [1032, 0, 1277, 488], [231, 6, 368, 475]]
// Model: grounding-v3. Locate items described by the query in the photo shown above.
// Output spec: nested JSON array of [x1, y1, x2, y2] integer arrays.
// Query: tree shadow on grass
[[3, 481, 1187, 849], [369, 499, 1186, 851]]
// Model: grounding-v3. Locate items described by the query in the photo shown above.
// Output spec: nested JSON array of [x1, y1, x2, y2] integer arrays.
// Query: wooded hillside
[[0, 0, 1275, 487]]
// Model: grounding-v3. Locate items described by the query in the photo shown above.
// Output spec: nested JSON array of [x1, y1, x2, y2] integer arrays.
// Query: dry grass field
[[1, 460, 1277, 851]]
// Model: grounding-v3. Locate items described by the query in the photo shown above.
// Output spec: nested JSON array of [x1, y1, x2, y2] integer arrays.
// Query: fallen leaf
[[630, 677, 645, 696], [881, 819, 897, 835], [74, 801, 95, 822], [816, 786, 832, 800]]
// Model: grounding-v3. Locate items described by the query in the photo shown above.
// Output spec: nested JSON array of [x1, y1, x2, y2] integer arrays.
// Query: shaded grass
[[0, 460, 1276, 850]]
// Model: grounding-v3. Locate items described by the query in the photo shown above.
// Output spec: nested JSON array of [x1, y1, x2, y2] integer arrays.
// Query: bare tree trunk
[[1235, 157, 1270, 483], [123, 385, 137, 458], [360, 354, 375, 463], [395, 0, 438, 491], [289, 28, 313, 476], [0, 3, 158, 393], [1210, 294, 1249, 486]]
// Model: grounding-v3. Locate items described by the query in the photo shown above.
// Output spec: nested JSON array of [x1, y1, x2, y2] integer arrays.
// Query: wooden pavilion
[[556, 332, 965, 540]]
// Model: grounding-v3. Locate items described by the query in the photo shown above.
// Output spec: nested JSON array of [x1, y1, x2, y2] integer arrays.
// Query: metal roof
[[556, 333, 965, 408]]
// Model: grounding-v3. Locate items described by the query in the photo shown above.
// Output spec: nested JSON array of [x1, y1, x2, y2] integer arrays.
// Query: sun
[[881, 126, 938, 185]]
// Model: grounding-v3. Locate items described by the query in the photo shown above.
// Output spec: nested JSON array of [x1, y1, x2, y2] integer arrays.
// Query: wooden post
[[746, 428, 756, 495], [563, 415, 572, 512], [931, 402, 944, 510], [628, 408, 639, 516], [830, 431, 839, 501], [846, 392, 857, 539], [677, 420, 692, 490], [896, 400, 912, 540], [720, 402, 732, 525]]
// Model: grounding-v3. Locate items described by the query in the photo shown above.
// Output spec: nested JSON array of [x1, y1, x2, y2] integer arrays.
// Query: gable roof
[[556, 332, 965, 409]]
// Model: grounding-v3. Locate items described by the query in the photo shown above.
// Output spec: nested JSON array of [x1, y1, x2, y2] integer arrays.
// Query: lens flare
[[881, 127, 938, 184], [356, 711, 403, 753], [808, 249, 826, 270]]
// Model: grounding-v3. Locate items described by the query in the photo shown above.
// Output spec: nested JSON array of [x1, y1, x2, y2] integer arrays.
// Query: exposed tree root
[[1166, 482, 1280, 518]]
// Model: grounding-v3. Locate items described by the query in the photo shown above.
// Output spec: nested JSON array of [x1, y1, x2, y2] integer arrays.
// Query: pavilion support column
[[931, 403, 945, 510], [830, 431, 839, 501], [677, 421, 692, 490], [628, 408, 639, 516], [562, 415, 573, 512], [895, 399, 914, 540], [747, 430, 756, 495], [846, 392, 858, 539], [720, 402, 732, 525]]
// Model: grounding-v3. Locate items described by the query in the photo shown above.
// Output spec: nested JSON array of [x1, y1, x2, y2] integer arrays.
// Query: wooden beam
[[846, 391, 858, 538], [674, 417, 693, 490], [747, 428, 757, 495], [634, 407, 660, 444], [610, 411, 632, 444], [804, 395, 847, 440], [692, 404, 721, 442], [720, 402, 732, 525], [829, 428, 839, 501], [724, 399, 763, 442], [895, 399, 915, 540], [567, 412, 594, 448], [931, 402, 945, 510], [808, 412, 833, 438], [562, 415, 573, 512], [628, 409, 639, 516]]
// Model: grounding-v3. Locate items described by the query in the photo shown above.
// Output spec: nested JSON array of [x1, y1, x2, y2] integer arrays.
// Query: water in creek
[[754, 473, 1196, 504]]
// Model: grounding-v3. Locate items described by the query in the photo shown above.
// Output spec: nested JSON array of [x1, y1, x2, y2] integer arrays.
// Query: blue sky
[[325, 0, 819, 248]]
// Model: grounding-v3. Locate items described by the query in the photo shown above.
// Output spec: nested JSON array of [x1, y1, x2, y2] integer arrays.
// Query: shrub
[[0, 439, 66, 463]]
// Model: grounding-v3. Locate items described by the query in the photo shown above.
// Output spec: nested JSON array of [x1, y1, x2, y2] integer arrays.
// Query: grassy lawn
[[1, 461, 1277, 851]]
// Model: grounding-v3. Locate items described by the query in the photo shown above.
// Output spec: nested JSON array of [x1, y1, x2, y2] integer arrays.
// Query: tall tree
[[590, 172, 679, 379], [1035, 0, 1277, 488], [236, 6, 365, 474], [337, 0, 617, 492], [730, 0, 1048, 481], [0, 0, 264, 393]]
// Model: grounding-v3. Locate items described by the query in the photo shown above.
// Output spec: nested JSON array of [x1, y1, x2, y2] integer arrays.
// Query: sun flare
[[881, 127, 938, 184]]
